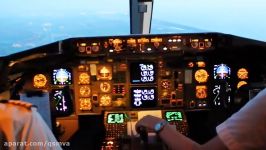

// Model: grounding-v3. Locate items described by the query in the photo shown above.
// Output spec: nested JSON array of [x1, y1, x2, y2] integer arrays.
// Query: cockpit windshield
[[0, 0, 265, 56]]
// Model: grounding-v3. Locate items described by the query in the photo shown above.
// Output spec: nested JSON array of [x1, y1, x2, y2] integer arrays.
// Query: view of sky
[[0, 0, 265, 56]]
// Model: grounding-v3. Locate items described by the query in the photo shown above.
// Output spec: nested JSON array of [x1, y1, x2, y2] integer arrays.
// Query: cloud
[[42, 22, 52, 31], [168, 26, 185, 31], [12, 43, 22, 48]]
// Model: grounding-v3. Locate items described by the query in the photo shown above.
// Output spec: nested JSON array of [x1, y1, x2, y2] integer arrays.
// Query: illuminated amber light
[[100, 67, 109, 76], [237, 81, 248, 89], [78, 46, 86, 53], [91, 45, 99, 52], [127, 38, 136, 44], [204, 39, 212, 48], [112, 99, 125, 107], [112, 39, 123, 52], [191, 39, 199, 42], [197, 61, 206, 67], [33, 74, 47, 88], [191, 42, 199, 49], [195, 69, 209, 83], [188, 62, 194, 68], [99, 95, 112, 106], [151, 37, 162, 47], [237, 68, 248, 79], [127, 38, 137, 48], [196, 85, 208, 99], [100, 82, 111, 93], [161, 80, 171, 89], [79, 98, 92, 110], [151, 37, 162, 43], [137, 38, 149, 43], [79, 72, 90, 84], [78, 65, 86, 71], [103, 42, 109, 48], [80, 43, 87, 46], [97, 65, 112, 80], [79, 86, 91, 97], [112, 39, 122, 44], [161, 89, 170, 98]]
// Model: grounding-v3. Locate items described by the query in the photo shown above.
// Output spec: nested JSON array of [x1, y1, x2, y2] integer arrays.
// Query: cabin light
[[177, 39, 182, 42], [173, 39, 177, 42], [109, 49, 114, 53], [147, 48, 152, 51], [168, 39, 173, 42], [163, 47, 168, 51]]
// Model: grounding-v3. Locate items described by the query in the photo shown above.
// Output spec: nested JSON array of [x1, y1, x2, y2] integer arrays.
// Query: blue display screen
[[214, 64, 231, 79], [52, 68, 72, 85]]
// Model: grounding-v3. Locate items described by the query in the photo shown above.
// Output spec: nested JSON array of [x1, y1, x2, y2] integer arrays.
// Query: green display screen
[[165, 111, 183, 122], [107, 113, 125, 124]]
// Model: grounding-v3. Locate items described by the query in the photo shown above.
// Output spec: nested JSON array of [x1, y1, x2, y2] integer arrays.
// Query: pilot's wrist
[[154, 120, 168, 133]]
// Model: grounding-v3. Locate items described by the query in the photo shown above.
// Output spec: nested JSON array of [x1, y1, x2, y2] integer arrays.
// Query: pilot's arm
[[136, 88, 266, 150], [136, 115, 227, 150], [0, 100, 62, 150]]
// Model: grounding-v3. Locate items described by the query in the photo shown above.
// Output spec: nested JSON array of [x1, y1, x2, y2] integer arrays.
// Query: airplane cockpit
[[1, 0, 266, 150]]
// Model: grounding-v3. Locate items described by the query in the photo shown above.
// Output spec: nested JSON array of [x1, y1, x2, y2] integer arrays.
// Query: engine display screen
[[52, 68, 72, 85], [165, 111, 183, 122], [130, 87, 157, 108], [51, 88, 73, 116], [107, 113, 125, 124], [130, 62, 156, 84]]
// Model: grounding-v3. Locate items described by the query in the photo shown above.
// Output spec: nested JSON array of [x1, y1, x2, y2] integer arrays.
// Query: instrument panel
[[12, 32, 266, 117]]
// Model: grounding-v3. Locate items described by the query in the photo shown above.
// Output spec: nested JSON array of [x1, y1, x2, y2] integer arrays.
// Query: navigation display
[[51, 88, 73, 117], [165, 111, 183, 122], [130, 62, 156, 84], [107, 113, 125, 124], [52, 68, 72, 85], [130, 87, 157, 108]]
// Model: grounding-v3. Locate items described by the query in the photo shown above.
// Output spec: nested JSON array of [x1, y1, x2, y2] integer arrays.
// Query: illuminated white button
[[163, 47, 168, 51], [109, 49, 114, 52], [168, 39, 173, 42], [147, 48, 152, 51]]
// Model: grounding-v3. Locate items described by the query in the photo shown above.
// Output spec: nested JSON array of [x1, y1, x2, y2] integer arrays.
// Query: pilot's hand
[[135, 115, 165, 132]]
